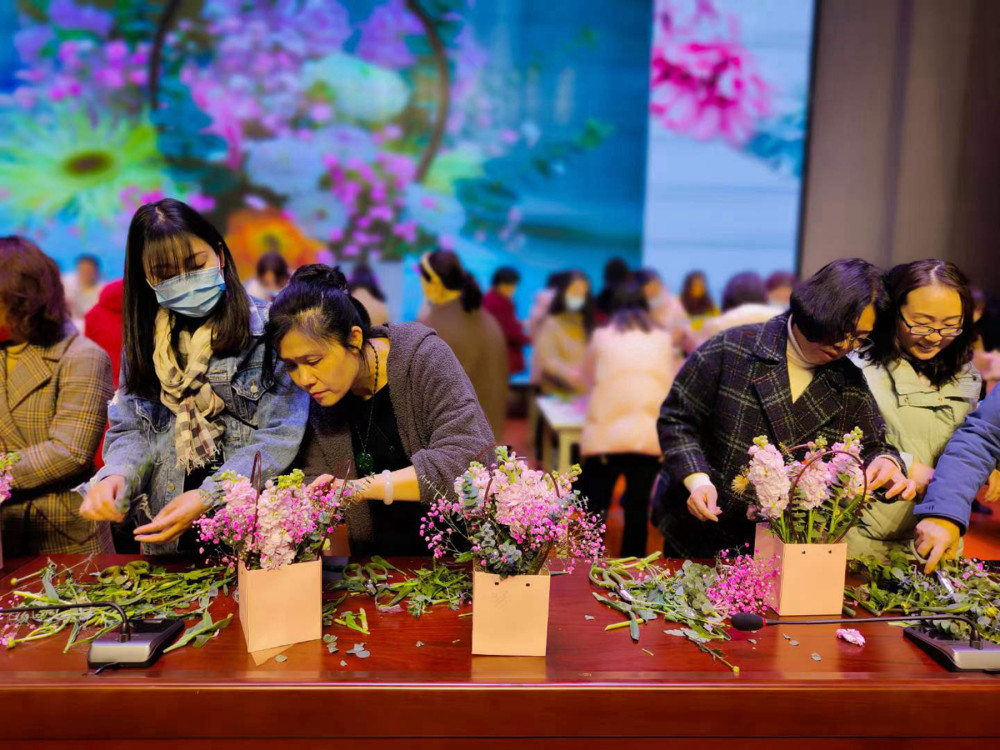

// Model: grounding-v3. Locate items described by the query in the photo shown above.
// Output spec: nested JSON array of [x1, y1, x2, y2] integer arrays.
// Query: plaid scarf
[[152, 309, 226, 472]]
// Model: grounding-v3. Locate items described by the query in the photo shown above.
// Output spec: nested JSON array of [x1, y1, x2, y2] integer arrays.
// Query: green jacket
[[846, 355, 980, 559]]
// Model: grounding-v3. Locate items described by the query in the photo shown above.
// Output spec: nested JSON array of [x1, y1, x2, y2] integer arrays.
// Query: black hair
[[122, 198, 250, 400], [608, 280, 656, 333], [680, 271, 716, 317], [256, 251, 289, 284], [491, 266, 521, 288], [721, 271, 768, 312], [765, 270, 796, 292], [868, 259, 975, 387], [595, 258, 632, 317], [424, 250, 483, 313], [790, 258, 886, 345], [633, 268, 662, 287], [76, 253, 101, 271], [548, 270, 595, 333], [348, 262, 386, 302], [602, 257, 630, 286], [265, 264, 372, 379], [545, 271, 571, 289]]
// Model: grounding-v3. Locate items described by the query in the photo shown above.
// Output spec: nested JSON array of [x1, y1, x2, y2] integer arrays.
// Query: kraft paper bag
[[471, 570, 551, 657], [754, 524, 847, 616], [238, 559, 322, 653]]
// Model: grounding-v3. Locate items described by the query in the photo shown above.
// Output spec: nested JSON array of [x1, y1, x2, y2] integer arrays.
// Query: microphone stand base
[[87, 619, 185, 669], [904, 627, 1000, 671]]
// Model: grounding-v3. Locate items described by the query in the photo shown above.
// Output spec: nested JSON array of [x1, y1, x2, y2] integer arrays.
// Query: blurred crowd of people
[[5, 198, 1000, 567]]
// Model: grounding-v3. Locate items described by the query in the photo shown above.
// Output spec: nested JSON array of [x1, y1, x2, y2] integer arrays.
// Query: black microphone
[[730, 611, 983, 648]]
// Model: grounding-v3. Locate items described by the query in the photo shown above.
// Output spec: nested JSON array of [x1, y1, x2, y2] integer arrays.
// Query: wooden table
[[1, 554, 999, 747], [536, 395, 585, 473]]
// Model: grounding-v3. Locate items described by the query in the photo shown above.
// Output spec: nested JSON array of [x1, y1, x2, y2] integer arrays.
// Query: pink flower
[[649, 0, 772, 145], [837, 628, 866, 646]]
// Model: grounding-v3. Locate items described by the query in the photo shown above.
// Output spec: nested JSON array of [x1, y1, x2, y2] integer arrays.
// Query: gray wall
[[801, 0, 999, 291]]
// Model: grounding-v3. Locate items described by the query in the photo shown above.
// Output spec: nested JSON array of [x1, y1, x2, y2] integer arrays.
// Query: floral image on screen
[[0, 0, 650, 313], [642, 0, 816, 296]]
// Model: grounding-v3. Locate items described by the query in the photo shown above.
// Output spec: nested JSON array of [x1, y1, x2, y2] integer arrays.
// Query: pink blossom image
[[650, 0, 772, 145]]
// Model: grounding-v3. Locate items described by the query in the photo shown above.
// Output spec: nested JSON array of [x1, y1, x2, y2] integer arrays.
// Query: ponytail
[[460, 271, 483, 312], [427, 249, 483, 313], [264, 264, 372, 377]]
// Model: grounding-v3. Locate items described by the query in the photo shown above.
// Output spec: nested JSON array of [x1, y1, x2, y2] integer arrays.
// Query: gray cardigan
[[299, 323, 495, 550]]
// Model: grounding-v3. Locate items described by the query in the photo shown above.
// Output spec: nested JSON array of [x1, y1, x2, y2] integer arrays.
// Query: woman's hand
[[309, 474, 364, 502], [133, 490, 208, 544], [983, 469, 1000, 503], [908, 461, 935, 497], [865, 457, 917, 501], [79, 475, 127, 522], [914, 518, 961, 574], [687, 483, 721, 522]]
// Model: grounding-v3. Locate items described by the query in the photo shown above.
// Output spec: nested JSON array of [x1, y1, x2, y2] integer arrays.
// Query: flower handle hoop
[[786, 444, 869, 544]]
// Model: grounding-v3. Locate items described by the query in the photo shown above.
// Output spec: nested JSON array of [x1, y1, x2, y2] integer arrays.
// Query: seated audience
[[64, 253, 103, 328], [483, 266, 531, 377], [697, 271, 781, 342], [679, 270, 719, 331], [532, 270, 594, 398], [765, 270, 797, 309], [245, 251, 290, 301]]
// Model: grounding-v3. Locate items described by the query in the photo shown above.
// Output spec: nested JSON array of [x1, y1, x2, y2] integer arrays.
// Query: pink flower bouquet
[[195, 469, 353, 571], [0, 452, 18, 505], [732, 427, 869, 544], [421, 447, 606, 577]]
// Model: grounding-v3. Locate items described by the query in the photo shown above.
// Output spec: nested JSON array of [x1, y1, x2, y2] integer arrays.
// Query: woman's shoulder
[[57, 334, 112, 378], [64, 332, 110, 363]]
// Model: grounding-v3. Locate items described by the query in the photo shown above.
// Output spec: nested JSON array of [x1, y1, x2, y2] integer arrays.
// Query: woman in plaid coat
[[655, 259, 915, 558], [0, 237, 114, 555]]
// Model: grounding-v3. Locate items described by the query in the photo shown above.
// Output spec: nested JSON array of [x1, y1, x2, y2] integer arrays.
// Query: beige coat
[[531, 313, 588, 395], [580, 326, 678, 457], [419, 300, 508, 437], [1, 333, 114, 555]]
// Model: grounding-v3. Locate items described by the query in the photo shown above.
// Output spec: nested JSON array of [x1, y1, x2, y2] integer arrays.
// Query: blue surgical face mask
[[150, 266, 226, 318], [565, 295, 586, 313]]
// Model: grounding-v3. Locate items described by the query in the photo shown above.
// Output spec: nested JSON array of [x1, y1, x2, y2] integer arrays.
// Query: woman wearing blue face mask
[[78, 199, 310, 553], [531, 270, 595, 397]]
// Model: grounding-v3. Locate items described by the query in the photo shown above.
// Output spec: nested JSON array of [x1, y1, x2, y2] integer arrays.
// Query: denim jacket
[[79, 297, 310, 554]]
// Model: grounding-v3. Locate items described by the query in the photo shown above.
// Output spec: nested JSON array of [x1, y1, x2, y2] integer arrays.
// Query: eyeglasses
[[843, 333, 873, 353], [898, 312, 963, 339]]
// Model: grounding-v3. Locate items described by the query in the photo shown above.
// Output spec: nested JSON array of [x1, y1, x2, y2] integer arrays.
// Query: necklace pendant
[[356, 451, 375, 477]]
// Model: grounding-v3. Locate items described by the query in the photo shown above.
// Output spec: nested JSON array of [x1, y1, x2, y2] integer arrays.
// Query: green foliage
[[2, 558, 234, 652], [847, 553, 1000, 644], [325, 557, 471, 622], [589, 553, 728, 645]]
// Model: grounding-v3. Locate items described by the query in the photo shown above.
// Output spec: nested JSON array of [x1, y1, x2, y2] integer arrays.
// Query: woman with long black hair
[[78, 198, 309, 553]]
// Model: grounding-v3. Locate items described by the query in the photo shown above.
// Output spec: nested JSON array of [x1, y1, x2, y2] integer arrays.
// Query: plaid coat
[[0, 333, 114, 555], [653, 312, 900, 557]]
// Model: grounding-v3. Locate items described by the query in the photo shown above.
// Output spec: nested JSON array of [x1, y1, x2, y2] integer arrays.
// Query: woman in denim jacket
[[79, 199, 309, 554]]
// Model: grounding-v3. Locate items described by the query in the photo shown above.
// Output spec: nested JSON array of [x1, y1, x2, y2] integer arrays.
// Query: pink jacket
[[580, 326, 678, 457]]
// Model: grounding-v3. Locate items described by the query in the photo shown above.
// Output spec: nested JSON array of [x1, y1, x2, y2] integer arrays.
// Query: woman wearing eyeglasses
[[847, 259, 986, 560], [654, 259, 914, 558]]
